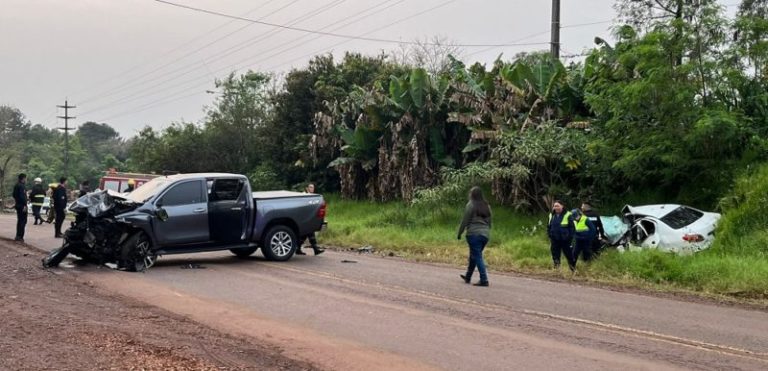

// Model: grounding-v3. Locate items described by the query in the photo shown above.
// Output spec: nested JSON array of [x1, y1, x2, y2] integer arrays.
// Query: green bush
[[713, 164, 768, 257]]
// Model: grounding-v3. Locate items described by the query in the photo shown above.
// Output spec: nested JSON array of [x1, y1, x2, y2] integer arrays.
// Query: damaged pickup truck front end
[[42, 190, 156, 271]]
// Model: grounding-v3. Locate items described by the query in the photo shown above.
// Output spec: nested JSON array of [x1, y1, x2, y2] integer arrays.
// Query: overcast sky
[[0, 0, 649, 137]]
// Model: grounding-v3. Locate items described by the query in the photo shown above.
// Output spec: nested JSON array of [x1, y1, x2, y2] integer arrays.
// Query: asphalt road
[[2, 214, 768, 370]]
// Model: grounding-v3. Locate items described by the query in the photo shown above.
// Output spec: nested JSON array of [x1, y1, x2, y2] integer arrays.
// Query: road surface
[[2, 214, 767, 370]]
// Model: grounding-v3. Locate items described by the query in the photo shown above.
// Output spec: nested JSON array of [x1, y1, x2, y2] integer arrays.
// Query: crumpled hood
[[69, 190, 138, 218]]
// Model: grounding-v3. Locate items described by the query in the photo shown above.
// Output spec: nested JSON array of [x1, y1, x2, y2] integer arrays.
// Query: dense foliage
[[3, 0, 767, 214]]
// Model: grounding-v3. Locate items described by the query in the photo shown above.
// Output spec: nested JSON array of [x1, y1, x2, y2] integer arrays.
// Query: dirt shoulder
[[0, 239, 316, 371]]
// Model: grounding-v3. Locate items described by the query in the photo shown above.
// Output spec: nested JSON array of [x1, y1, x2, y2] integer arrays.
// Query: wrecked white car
[[606, 204, 721, 254]]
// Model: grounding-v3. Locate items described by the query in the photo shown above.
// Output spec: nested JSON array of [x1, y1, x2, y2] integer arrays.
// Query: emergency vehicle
[[99, 169, 159, 193]]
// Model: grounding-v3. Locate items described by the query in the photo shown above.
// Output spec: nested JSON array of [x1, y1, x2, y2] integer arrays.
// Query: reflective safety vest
[[549, 211, 572, 226], [31, 194, 45, 207], [574, 216, 589, 232]]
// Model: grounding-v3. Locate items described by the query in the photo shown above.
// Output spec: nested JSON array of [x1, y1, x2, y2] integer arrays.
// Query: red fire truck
[[99, 169, 159, 193]]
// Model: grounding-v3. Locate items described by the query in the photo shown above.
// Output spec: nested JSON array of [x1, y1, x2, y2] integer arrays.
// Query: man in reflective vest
[[571, 208, 597, 267], [29, 177, 46, 225], [547, 200, 576, 271]]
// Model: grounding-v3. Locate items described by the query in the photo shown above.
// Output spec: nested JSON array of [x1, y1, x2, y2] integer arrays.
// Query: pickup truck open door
[[207, 178, 250, 244]]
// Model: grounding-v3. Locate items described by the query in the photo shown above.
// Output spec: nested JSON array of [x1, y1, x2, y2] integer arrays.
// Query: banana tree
[[312, 66, 457, 201]]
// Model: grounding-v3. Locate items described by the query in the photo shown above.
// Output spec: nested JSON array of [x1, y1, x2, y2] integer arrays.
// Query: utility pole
[[57, 100, 76, 177], [550, 0, 561, 59]]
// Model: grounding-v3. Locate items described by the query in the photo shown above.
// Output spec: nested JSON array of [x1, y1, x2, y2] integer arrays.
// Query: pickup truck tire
[[262, 225, 297, 261], [121, 231, 157, 272], [230, 246, 258, 258]]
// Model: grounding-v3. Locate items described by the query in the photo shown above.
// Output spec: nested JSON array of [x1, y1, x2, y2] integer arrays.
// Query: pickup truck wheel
[[262, 225, 297, 261], [230, 246, 258, 258], [121, 231, 157, 272]]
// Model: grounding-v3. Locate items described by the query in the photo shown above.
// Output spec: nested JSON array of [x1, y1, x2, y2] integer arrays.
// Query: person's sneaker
[[473, 281, 489, 287], [295, 250, 307, 255], [54, 234, 63, 239], [460, 274, 470, 284], [313, 247, 325, 256]]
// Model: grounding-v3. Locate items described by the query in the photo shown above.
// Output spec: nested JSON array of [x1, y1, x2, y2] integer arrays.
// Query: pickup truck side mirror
[[156, 207, 169, 222]]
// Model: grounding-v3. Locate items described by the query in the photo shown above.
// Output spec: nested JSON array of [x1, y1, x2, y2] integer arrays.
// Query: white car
[[619, 204, 721, 254]]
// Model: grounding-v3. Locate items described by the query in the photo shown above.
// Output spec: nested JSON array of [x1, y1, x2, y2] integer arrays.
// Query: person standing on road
[[458, 186, 492, 287], [547, 200, 575, 271], [581, 202, 606, 257], [45, 183, 57, 224], [29, 177, 46, 225], [53, 177, 68, 238], [13, 173, 28, 242], [296, 183, 325, 256], [78, 180, 91, 198], [571, 208, 596, 268]]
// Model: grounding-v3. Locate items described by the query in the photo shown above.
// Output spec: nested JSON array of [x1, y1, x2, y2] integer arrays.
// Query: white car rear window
[[660, 207, 704, 229]]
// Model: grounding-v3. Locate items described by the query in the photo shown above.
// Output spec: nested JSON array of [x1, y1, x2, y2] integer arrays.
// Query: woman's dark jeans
[[465, 235, 489, 283]]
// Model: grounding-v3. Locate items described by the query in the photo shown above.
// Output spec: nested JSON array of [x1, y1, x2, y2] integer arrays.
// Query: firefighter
[[29, 177, 46, 225], [547, 200, 576, 271], [124, 179, 135, 193], [13, 173, 28, 243], [53, 177, 68, 238], [581, 202, 606, 257]]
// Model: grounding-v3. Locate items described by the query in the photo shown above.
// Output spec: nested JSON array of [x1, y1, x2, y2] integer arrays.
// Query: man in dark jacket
[[29, 177, 46, 225], [53, 177, 68, 238], [581, 202, 606, 256], [547, 200, 576, 271], [13, 173, 28, 242], [296, 183, 324, 256]]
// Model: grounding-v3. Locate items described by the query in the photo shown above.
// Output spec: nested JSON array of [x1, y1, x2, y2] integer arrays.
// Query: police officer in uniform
[[29, 177, 46, 225], [53, 177, 68, 238], [571, 208, 597, 266], [581, 202, 606, 257], [547, 200, 575, 271], [13, 173, 28, 242]]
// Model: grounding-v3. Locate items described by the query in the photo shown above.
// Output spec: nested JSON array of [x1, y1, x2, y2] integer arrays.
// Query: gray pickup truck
[[42, 173, 327, 271]]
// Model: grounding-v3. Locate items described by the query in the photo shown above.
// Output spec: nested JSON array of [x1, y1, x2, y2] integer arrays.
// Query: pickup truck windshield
[[125, 177, 171, 203]]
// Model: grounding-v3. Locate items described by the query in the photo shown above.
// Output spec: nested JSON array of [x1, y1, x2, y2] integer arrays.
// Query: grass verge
[[321, 195, 768, 304]]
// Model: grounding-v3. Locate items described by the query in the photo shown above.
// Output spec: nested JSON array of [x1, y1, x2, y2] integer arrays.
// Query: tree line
[[3, 0, 766, 212]]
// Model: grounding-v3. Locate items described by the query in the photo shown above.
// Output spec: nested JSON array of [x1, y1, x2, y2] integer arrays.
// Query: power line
[[82, 0, 417, 120], [88, 0, 451, 123], [76, 0, 301, 106], [239, 0, 408, 72], [464, 18, 616, 59], [70, 0, 281, 100], [259, 0, 463, 71], [79, 0, 342, 117], [153, 0, 549, 48]]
